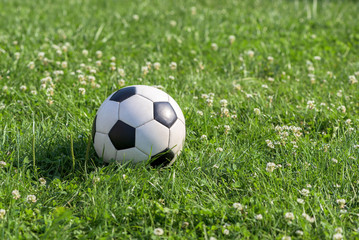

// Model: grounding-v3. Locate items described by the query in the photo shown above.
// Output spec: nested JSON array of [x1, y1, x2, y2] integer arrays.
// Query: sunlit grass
[[0, 0, 358, 239]]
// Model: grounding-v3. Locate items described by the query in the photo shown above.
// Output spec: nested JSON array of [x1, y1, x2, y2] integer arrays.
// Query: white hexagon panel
[[135, 120, 169, 156], [93, 132, 117, 162], [92, 85, 186, 167], [169, 119, 186, 154], [95, 100, 120, 134], [135, 85, 169, 102], [116, 147, 149, 164], [119, 95, 153, 127]]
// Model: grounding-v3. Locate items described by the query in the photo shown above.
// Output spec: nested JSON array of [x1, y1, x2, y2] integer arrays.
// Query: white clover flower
[[0, 209, 5, 219], [82, 49, 89, 56], [118, 79, 125, 86], [336, 199, 346, 208], [196, 110, 203, 116], [200, 135, 207, 140], [266, 162, 276, 172], [62, 45, 68, 52], [345, 119, 351, 125], [92, 176, 100, 184], [282, 236, 291, 240], [96, 60, 101, 66], [153, 228, 164, 236], [337, 105, 346, 113], [223, 229, 229, 235], [211, 43, 218, 51], [295, 230, 304, 236], [307, 100, 315, 109], [233, 202, 243, 210], [38, 52, 45, 60], [267, 56, 274, 61], [333, 233, 343, 240], [285, 212, 295, 222], [209, 237, 217, 240], [88, 76, 95, 82], [265, 140, 275, 149], [216, 147, 223, 152], [261, 84, 268, 88], [141, 66, 149, 75], [349, 75, 358, 84], [169, 62, 177, 70], [54, 70, 64, 76], [331, 158, 338, 163], [201, 94, 209, 99], [39, 177, 46, 186], [153, 62, 161, 70], [96, 50, 103, 58], [12, 190, 21, 199], [224, 125, 231, 134], [255, 214, 263, 220], [146, 61, 152, 69], [0, 161, 6, 168], [299, 189, 310, 197], [78, 88, 86, 95], [229, 35, 236, 44], [302, 213, 315, 223], [61, 61, 68, 69], [221, 108, 229, 117], [246, 50, 254, 58], [19, 85, 27, 91], [169, 20, 177, 27], [27, 195, 37, 203], [28, 61, 35, 69], [314, 56, 321, 61], [254, 108, 261, 115], [14, 52, 20, 59], [268, 77, 274, 82], [220, 99, 228, 107], [190, 6, 196, 15], [132, 14, 139, 21]]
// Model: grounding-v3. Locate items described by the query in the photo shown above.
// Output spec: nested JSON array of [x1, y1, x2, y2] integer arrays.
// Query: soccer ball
[[92, 85, 186, 167]]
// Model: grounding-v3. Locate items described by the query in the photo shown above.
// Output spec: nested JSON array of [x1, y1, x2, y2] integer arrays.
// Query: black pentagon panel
[[110, 86, 137, 102], [109, 120, 136, 150], [150, 148, 175, 167], [154, 102, 177, 128], [92, 115, 97, 143]]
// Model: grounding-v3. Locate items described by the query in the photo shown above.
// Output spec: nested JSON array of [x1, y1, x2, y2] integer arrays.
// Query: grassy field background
[[0, 0, 359, 239]]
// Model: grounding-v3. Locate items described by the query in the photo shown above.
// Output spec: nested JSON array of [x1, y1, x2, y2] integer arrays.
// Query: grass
[[0, 0, 359, 239]]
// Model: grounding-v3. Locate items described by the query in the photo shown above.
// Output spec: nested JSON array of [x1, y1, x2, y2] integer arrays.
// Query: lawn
[[0, 0, 358, 239]]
